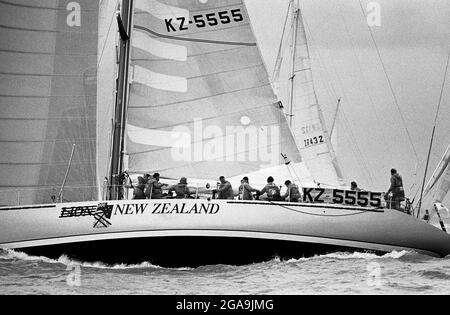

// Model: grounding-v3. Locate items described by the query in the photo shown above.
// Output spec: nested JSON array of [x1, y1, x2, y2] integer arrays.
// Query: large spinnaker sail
[[0, 0, 99, 205], [288, 2, 346, 187], [126, 0, 302, 181]]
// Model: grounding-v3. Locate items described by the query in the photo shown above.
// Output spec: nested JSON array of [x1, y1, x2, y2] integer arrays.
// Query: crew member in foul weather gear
[[259, 177, 282, 201], [238, 177, 260, 200], [281, 180, 301, 202], [216, 176, 234, 200], [118, 171, 131, 200], [422, 210, 431, 223], [387, 169, 405, 210], [351, 181, 361, 191], [168, 177, 192, 199], [133, 173, 150, 200], [145, 173, 168, 199]]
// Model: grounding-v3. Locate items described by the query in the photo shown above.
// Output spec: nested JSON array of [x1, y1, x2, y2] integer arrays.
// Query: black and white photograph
[[0, 0, 449, 299]]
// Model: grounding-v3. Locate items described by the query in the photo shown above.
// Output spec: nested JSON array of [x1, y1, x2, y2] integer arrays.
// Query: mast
[[271, 1, 292, 85], [109, 0, 134, 200], [288, 0, 299, 128]]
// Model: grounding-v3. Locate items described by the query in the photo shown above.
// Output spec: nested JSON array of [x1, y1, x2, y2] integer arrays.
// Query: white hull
[[1, 200, 449, 267]]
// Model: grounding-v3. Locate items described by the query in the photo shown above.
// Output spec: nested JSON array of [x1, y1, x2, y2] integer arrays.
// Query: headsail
[[287, 1, 346, 187], [0, 0, 100, 205], [423, 144, 450, 204], [126, 0, 302, 181]]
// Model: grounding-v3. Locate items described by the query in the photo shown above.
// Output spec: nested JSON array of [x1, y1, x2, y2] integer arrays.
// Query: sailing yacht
[[0, 0, 449, 268]]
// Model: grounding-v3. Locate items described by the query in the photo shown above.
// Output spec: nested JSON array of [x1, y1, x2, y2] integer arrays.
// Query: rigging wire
[[271, 0, 292, 84], [357, 0, 420, 163], [416, 48, 450, 217], [340, 109, 376, 186], [336, 1, 391, 157], [97, 0, 120, 70]]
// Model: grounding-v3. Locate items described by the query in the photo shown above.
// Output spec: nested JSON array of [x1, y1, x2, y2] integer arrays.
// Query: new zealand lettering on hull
[[113, 202, 221, 216], [59, 202, 221, 229]]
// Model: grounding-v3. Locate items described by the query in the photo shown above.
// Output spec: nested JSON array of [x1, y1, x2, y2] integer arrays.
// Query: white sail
[[97, 0, 121, 199], [125, 0, 303, 182], [435, 170, 450, 204], [287, 1, 346, 188], [0, 0, 100, 205], [424, 144, 450, 204]]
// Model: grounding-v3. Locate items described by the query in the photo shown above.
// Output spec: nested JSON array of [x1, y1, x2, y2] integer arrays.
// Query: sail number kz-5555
[[303, 188, 384, 208], [165, 9, 244, 32]]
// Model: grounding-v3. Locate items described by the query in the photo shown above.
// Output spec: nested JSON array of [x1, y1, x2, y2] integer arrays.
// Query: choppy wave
[[0, 249, 192, 271], [420, 270, 450, 280], [318, 251, 410, 260], [1, 247, 444, 272], [2, 247, 449, 295], [282, 250, 412, 264]]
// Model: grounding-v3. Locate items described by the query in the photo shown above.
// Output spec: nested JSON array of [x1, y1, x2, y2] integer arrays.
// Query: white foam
[[0, 249, 193, 271], [0, 248, 62, 264], [282, 251, 410, 264]]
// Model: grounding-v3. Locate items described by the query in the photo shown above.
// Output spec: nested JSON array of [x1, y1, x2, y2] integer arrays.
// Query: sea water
[[1, 246, 449, 295]]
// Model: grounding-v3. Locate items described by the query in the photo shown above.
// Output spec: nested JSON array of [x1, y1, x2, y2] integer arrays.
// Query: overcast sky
[[246, 0, 450, 200]]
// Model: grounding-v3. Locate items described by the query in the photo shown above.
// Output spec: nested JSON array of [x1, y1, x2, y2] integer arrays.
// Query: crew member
[[422, 210, 431, 223], [168, 177, 192, 199], [238, 177, 260, 201], [259, 177, 282, 201], [118, 171, 132, 200], [351, 181, 361, 191], [145, 173, 168, 199], [281, 180, 301, 202], [133, 173, 150, 200], [217, 176, 234, 200], [387, 168, 405, 210]]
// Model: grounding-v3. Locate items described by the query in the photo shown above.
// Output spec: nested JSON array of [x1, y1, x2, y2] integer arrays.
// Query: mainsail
[[126, 0, 303, 182], [286, 1, 346, 187], [0, 0, 100, 205]]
